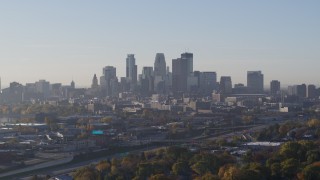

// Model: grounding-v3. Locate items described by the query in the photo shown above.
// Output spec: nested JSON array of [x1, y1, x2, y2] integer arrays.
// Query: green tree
[[192, 161, 210, 175], [218, 164, 241, 180], [306, 150, 320, 164], [172, 161, 190, 176], [200, 172, 219, 180], [270, 163, 281, 179], [72, 166, 99, 180], [279, 142, 302, 159], [300, 162, 320, 180], [280, 158, 299, 179]]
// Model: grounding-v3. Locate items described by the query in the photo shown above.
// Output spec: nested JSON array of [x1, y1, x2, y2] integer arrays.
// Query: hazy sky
[[0, 1, 319, 87]]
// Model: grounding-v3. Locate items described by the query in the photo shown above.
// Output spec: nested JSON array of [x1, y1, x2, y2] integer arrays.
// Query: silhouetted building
[[141, 67, 154, 96], [70, 80, 75, 89], [270, 80, 280, 96], [91, 74, 99, 89], [220, 76, 232, 94], [154, 53, 166, 93], [247, 71, 264, 94], [199, 72, 217, 95], [308, 84, 317, 98], [101, 66, 118, 97], [297, 84, 307, 98], [154, 53, 166, 77], [126, 54, 137, 90], [233, 83, 248, 94], [35, 80, 50, 98], [172, 52, 193, 94]]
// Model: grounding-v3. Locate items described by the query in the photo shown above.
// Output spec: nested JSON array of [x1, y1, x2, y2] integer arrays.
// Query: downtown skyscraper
[[172, 52, 193, 94], [126, 54, 138, 90], [154, 53, 166, 93], [247, 71, 264, 94], [100, 66, 118, 97]]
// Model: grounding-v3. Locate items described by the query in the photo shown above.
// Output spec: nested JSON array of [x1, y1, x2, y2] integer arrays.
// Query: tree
[[72, 166, 99, 180], [300, 162, 320, 180], [218, 164, 241, 180], [149, 174, 172, 180], [306, 150, 320, 164], [280, 158, 299, 179], [270, 163, 281, 179], [96, 160, 110, 172], [135, 163, 153, 179], [192, 161, 210, 175], [307, 119, 320, 128], [279, 142, 302, 160], [172, 161, 190, 176], [200, 172, 219, 180]]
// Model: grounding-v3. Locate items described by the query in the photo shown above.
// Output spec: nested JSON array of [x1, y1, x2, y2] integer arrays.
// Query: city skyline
[[0, 1, 319, 87], [0, 51, 319, 89]]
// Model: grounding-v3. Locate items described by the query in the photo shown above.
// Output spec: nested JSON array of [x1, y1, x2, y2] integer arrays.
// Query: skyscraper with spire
[[91, 74, 99, 89]]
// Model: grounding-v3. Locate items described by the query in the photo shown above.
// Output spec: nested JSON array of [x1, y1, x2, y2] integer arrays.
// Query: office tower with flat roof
[[308, 84, 317, 98], [247, 71, 264, 94], [199, 72, 217, 95], [297, 84, 307, 98], [126, 54, 137, 89], [172, 52, 193, 93], [270, 80, 280, 96], [141, 66, 154, 96], [220, 76, 232, 94], [35, 80, 50, 98], [101, 66, 118, 97]]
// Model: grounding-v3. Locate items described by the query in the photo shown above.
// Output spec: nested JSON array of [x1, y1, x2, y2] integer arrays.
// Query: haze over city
[[0, 0, 319, 87]]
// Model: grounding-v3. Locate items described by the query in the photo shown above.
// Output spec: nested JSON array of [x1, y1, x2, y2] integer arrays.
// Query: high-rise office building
[[91, 74, 99, 89], [70, 80, 75, 89], [126, 54, 137, 89], [297, 84, 307, 98], [220, 76, 232, 94], [287, 85, 298, 96], [308, 84, 317, 98], [101, 66, 118, 97], [35, 80, 50, 98], [154, 53, 166, 77], [154, 53, 166, 93], [172, 52, 193, 93], [141, 67, 154, 95], [270, 80, 280, 96], [247, 71, 264, 94], [199, 72, 217, 95]]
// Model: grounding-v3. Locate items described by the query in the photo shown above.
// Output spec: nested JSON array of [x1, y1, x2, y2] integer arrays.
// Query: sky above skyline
[[0, 1, 319, 88]]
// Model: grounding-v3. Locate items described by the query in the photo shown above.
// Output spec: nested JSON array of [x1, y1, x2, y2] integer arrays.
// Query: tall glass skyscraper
[[126, 54, 137, 87]]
